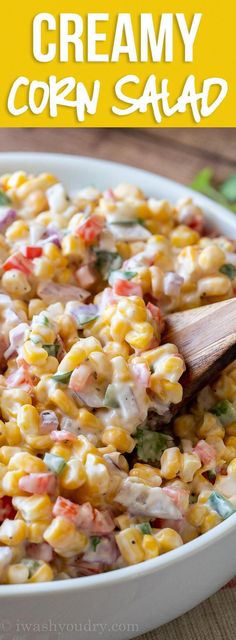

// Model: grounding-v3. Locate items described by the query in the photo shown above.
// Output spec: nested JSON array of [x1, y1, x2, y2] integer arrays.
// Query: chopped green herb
[[108, 270, 137, 286], [42, 316, 50, 326], [94, 250, 122, 280], [103, 384, 120, 408], [44, 452, 67, 475], [22, 559, 41, 577], [109, 220, 137, 226], [0, 189, 11, 206], [206, 470, 217, 484], [210, 400, 236, 426], [207, 491, 236, 520], [134, 428, 173, 463], [30, 335, 42, 344], [137, 522, 152, 535], [75, 308, 98, 327], [219, 264, 236, 280], [90, 536, 101, 551], [52, 371, 73, 384], [43, 343, 60, 357]]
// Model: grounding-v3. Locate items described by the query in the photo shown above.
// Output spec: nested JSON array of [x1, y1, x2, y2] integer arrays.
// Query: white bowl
[[0, 152, 236, 640]]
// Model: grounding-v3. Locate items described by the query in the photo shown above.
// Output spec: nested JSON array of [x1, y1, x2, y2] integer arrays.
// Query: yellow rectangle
[[0, 0, 235, 127]]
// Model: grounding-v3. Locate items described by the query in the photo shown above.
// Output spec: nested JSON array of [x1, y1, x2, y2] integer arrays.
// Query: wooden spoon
[[162, 297, 236, 413]]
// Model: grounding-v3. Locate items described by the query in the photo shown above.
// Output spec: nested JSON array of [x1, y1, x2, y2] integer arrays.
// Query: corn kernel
[[17, 405, 40, 437], [126, 322, 153, 350], [6, 563, 29, 584], [160, 447, 181, 480], [0, 446, 23, 465], [23, 341, 48, 366], [72, 436, 97, 463], [200, 511, 221, 533], [28, 562, 54, 583], [77, 409, 103, 432], [116, 527, 145, 565], [60, 458, 86, 490], [174, 414, 195, 439], [28, 521, 50, 544], [13, 495, 52, 522], [1, 390, 32, 420], [171, 225, 199, 248], [3, 421, 21, 446], [186, 504, 207, 527], [50, 443, 71, 461], [154, 528, 183, 553], [0, 519, 28, 546], [49, 389, 78, 419], [85, 453, 110, 494], [8, 452, 47, 474], [142, 534, 160, 559], [28, 299, 46, 320], [129, 464, 162, 487], [179, 452, 201, 483], [102, 427, 135, 454], [2, 470, 26, 496]]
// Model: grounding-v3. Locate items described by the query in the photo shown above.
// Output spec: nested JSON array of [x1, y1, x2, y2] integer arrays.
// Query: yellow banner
[[0, 0, 235, 127]]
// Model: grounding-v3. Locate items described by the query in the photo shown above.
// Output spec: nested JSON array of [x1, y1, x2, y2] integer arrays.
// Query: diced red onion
[[39, 410, 59, 434], [50, 430, 76, 443], [83, 536, 119, 565], [193, 440, 216, 465], [97, 287, 116, 313], [129, 362, 150, 388], [75, 265, 97, 288], [0, 209, 17, 233], [27, 542, 54, 563], [6, 367, 26, 388], [67, 302, 98, 327], [37, 282, 89, 303], [164, 272, 184, 297], [40, 234, 61, 249], [4, 322, 28, 360], [116, 479, 182, 519], [69, 363, 93, 392]]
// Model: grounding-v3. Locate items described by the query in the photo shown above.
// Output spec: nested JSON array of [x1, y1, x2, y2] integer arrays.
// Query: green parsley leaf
[[42, 316, 50, 326], [219, 264, 236, 279], [137, 522, 152, 535], [43, 343, 60, 357], [0, 190, 11, 206], [108, 270, 137, 286], [206, 469, 217, 483], [52, 371, 73, 384], [210, 400, 236, 425], [22, 559, 41, 577], [94, 250, 122, 280], [134, 428, 173, 463], [103, 384, 120, 409], [30, 335, 42, 344], [90, 536, 101, 551], [109, 220, 137, 226]]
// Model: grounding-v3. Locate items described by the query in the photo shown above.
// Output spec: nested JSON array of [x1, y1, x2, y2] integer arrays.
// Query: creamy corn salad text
[[0, 171, 235, 584]]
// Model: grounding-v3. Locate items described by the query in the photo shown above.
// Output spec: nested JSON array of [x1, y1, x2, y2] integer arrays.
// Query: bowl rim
[[0, 150, 235, 597], [1, 150, 236, 226]]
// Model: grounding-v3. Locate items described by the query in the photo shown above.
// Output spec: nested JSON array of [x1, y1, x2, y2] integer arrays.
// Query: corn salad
[[0, 171, 234, 583]]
